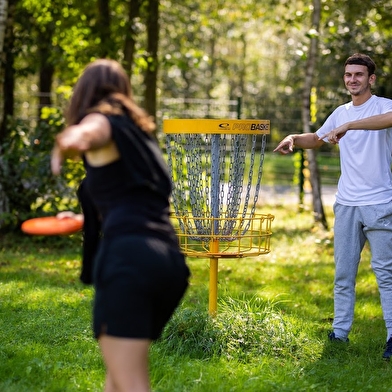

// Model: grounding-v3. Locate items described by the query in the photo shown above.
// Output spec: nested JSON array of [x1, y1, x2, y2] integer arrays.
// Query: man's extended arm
[[322, 112, 392, 144], [273, 133, 325, 155]]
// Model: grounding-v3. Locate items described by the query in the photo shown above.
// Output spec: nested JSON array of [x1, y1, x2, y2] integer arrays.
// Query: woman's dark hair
[[345, 53, 376, 76], [65, 59, 155, 133]]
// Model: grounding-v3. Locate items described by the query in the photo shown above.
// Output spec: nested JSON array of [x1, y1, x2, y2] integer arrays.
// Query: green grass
[[261, 151, 341, 186], [1, 204, 391, 391], [0, 235, 102, 391]]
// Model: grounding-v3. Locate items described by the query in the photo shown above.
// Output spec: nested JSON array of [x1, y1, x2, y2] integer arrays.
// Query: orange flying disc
[[21, 216, 83, 236]]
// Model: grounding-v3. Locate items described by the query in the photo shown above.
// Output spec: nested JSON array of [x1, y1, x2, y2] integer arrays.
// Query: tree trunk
[[204, 34, 216, 118], [96, 0, 111, 58], [37, 26, 55, 118], [0, 0, 7, 54], [122, 0, 141, 77], [0, 0, 15, 142], [38, 61, 54, 114], [0, 0, 12, 223], [301, 0, 327, 229], [0, 0, 7, 134], [143, 0, 159, 124]]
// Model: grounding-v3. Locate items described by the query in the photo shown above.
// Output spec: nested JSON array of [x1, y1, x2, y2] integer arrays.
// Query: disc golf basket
[[164, 119, 274, 315]]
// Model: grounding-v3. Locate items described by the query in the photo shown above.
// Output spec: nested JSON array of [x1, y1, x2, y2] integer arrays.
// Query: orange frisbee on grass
[[21, 216, 83, 236]]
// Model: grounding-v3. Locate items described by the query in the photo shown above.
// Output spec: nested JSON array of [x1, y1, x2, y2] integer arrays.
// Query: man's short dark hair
[[345, 53, 376, 76]]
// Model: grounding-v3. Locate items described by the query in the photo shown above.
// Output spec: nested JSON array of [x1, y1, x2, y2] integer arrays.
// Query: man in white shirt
[[274, 53, 392, 360]]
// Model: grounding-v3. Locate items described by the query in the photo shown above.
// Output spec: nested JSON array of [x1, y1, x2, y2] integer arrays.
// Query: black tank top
[[83, 115, 178, 245]]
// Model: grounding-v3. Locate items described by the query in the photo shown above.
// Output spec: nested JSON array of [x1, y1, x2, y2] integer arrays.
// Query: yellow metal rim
[[163, 119, 270, 135], [171, 213, 274, 258]]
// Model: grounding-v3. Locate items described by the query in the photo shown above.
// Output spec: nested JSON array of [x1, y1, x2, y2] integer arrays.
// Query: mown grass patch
[[1, 204, 391, 391]]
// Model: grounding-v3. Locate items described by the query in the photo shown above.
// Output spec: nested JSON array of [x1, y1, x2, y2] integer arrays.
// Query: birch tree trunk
[[301, 0, 328, 229]]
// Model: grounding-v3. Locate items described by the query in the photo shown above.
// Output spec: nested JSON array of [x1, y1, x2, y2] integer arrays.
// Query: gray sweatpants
[[332, 202, 392, 339]]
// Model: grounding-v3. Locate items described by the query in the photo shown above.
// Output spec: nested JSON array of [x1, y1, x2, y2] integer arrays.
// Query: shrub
[[0, 108, 84, 229]]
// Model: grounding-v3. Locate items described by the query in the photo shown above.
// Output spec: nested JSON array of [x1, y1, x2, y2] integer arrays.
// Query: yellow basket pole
[[209, 238, 219, 316]]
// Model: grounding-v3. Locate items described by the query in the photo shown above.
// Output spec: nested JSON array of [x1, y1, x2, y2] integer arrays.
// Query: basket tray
[[171, 213, 274, 258]]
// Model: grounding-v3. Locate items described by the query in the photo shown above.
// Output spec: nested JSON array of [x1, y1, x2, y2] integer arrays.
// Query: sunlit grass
[[1, 203, 391, 391]]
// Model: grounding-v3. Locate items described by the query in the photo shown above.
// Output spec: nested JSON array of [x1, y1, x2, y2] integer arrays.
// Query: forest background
[[0, 0, 392, 229]]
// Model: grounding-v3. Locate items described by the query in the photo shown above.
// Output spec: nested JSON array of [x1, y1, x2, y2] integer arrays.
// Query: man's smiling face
[[343, 64, 375, 97]]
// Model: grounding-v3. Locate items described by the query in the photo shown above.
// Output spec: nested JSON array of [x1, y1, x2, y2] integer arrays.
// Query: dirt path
[[258, 185, 337, 207]]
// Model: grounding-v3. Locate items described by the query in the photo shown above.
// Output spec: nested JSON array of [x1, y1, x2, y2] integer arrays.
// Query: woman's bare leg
[[99, 334, 151, 392]]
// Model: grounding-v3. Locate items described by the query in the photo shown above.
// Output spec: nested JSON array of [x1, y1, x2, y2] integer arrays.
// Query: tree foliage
[[0, 109, 84, 228], [0, 0, 392, 227]]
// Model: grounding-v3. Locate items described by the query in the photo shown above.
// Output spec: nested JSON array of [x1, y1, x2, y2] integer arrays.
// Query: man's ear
[[369, 74, 376, 85]]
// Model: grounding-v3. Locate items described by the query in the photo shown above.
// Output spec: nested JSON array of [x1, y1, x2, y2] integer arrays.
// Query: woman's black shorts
[[92, 234, 190, 340]]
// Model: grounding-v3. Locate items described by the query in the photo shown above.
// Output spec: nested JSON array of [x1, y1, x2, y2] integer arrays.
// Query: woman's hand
[[51, 114, 112, 175], [51, 144, 65, 175], [51, 125, 86, 174], [56, 211, 84, 222]]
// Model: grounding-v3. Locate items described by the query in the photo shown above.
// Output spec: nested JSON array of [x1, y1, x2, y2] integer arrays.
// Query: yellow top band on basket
[[163, 119, 270, 135]]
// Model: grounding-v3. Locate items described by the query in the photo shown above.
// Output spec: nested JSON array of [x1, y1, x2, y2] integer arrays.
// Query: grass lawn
[[261, 151, 341, 186], [0, 202, 391, 391]]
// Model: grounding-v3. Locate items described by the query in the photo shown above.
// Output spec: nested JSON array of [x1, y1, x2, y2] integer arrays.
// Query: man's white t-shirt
[[316, 95, 392, 206]]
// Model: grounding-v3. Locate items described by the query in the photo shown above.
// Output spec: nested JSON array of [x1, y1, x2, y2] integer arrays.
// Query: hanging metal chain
[[239, 133, 267, 235], [166, 130, 268, 241]]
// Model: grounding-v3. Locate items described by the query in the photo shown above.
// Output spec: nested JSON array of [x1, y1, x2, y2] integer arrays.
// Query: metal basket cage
[[171, 213, 274, 258]]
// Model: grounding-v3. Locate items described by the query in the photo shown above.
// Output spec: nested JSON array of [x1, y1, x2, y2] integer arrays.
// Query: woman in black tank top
[[51, 59, 189, 392]]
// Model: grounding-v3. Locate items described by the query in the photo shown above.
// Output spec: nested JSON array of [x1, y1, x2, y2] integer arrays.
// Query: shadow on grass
[[298, 328, 392, 391]]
